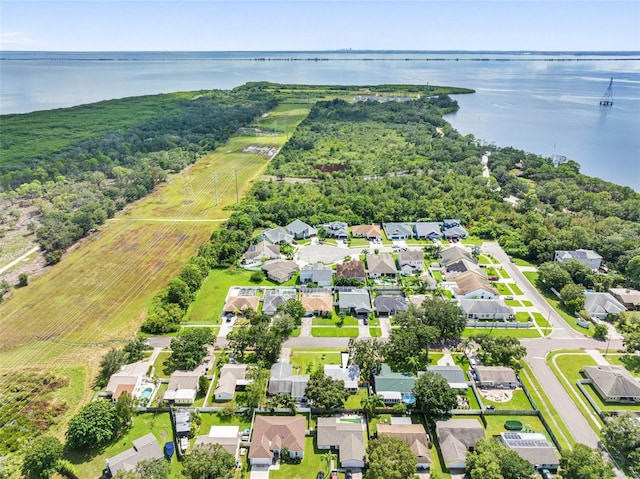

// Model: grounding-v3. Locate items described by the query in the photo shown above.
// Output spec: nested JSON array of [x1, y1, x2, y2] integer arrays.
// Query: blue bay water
[[1, 51, 639, 189]]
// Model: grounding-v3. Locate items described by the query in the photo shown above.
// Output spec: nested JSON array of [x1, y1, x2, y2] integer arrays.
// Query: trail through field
[[0, 246, 39, 275]]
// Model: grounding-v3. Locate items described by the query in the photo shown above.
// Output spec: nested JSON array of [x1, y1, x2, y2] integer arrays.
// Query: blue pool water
[[138, 386, 153, 400]]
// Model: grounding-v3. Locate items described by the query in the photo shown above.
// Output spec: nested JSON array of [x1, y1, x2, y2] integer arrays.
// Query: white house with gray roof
[[414, 222, 442, 241], [317, 416, 366, 469], [268, 362, 309, 399], [241, 240, 280, 265], [459, 299, 514, 321], [554, 249, 603, 270], [286, 219, 317, 239], [262, 288, 297, 316], [398, 249, 424, 271], [443, 225, 468, 240], [374, 295, 409, 317], [425, 365, 468, 389], [338, 289, 372, 316], [584, 292, 626, 319], [107, 434, 163, 475], [367, 253, 398, 278], [319, 221, 349, 239], [473, 366, 518, 389], [299, 262, 333, 286], [583, 365, 640, 403], [383, 222, 414, 240], [260, 227, 293, 245]]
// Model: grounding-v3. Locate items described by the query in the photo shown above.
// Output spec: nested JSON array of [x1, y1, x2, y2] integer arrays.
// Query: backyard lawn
[[289, 350, 343, 373], [479, 389, 533, 411]]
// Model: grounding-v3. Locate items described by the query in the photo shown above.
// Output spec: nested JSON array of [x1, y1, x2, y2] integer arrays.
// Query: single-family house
[[351, 224, 382, 240], [500, 432, 559, 472], [262, 288, 297, 316], [214, 364, 251, 401], [609, 288, 640, 310], [195, 426, 241, 459], [242, 240, 280, 265], [383, 222, 414, 240], [583, 365, 640, 403], [459, 299, 514, 321], [373, 364, 416, 405], [317, 416, 366, 469], [444, 258, 485, 280], [286, 219, 317, 239], [223, 295, 260, 316], [443, 225, 468, 240], [164, 369, 200, 404], [442, 219, 462, 229], [105, 361, 148, 402], [262, 259, 298, 283], [398, 249, 424, 271], [410, 294, 428, 308], [554, 249, 603, 270], [473, 366, 518, 389], [324, 352, 360, 392], [336, 260, 366, 284], [453, 271, 499, 299], [435, 418, 485, 471], [260, 227, 294, 245], [374, 295, 409, 317], [425, 365, 468, 390], [367, 253, 398, 278], [439, 245, 477, 267], [584, 292, 626, 319], [248, 416, 306, 466], [418, 272, 438, 290], [414, 222, 442, 241], [338, 289, 372, 317], [378, 421, 432, 470], [300, 291, 334, 316], [106, 433, 163, 476], [319, 221, 349, 239], [299, 262, 333, 286], [268, 362, 309, 399]]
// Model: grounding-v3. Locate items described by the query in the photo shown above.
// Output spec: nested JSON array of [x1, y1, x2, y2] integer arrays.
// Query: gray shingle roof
[[261, 227, 293, 244], [583, 365, 640, 400], [584, 293, 626, 317], [338, 289, 371, 311], [107, 433, 163, 475], [316, 417, 366, 466], [458, 299, 513, 316], [414, 222, 442, 238], [367, 254, 398, 275], [374, 295, 409, 314], [425, 365, 468, 387]]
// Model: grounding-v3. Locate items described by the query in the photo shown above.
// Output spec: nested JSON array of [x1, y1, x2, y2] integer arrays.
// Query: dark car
[[317, 472, 325, 479]]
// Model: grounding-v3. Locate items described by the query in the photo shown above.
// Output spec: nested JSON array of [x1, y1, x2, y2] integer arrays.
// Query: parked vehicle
[[317, 472, 325, 479], [540, 469, 553, 479]]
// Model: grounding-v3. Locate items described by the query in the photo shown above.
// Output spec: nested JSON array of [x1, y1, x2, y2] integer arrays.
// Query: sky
[[1, 0, 639, 52]]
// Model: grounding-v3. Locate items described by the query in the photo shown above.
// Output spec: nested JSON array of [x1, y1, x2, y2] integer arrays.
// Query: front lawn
[[513, 257, 537, 267], [370, 327, 382, 337], [493, 282, 511, 295], [505, 299, 522, 307], [290, 351, 343, 372], [311, 327, 359, 337], [515, 312, 531, 323], [522, 300, 533, 306], [509, 283, 523, 295], [499, 268, 511, 279], [312, 315, 358, 326], [462, 328, 541, 338]]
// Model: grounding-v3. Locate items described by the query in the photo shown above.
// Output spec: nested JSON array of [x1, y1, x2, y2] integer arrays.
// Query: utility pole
[[213, 173, 218, 206]]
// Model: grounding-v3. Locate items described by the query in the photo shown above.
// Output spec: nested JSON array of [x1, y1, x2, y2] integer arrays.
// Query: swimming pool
[[138, 386, 154, 400], [402, 393, 416, 406]]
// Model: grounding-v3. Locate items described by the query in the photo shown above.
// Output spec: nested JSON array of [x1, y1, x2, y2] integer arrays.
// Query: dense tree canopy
[[465, 438, 534, 479], [412, 371, 458, 417], [366, 436, 417, 479], [305, 370, 350, 410], [182, 443, 236, 479], [21, 436, 63, 479], [348, 338, 385, 383], [164, 328, 213, 373], [65, 400, 121, 449], [559, 443, 614, 479], [601, 413, 640, 472], [473, 335, 526, 368]]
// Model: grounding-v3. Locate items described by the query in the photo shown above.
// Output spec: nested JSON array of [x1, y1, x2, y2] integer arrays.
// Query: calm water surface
[[1, 51, 639, 189]]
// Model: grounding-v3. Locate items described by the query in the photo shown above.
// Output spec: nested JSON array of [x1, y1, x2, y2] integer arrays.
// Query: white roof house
[[268, 362, 309, 399], [164, 370, 200, 404], [554, 249, 602, 270], [459, 299, 514, 321]]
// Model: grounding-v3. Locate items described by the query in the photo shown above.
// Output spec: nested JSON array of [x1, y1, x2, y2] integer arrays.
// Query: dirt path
[[0, 246, 39, 275]]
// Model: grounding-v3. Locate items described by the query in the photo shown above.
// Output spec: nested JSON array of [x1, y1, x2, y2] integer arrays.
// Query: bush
[[17, 273, 28, 287], [250, 271, 265, 283]]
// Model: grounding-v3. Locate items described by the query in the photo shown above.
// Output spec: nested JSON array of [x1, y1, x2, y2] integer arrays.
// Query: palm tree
[[361, 394, 385, 417], [407, 355, 421, 375], [321, 451, 333, 473]]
